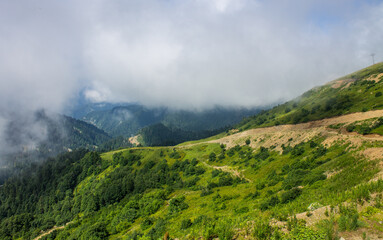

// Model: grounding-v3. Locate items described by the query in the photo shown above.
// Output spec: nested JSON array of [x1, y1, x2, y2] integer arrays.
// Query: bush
[[180, 219, 193, 230], [253, 219, 273, 240], [280, 187, 302, 204], [168, 196, 189, 213], [209, 152, 216, 162], [140, 217, 154, 230], [338, 205, 359, 231], [259, 196, 279, 211], [303, 171, 326, 185], [146, 218, 166, 240]]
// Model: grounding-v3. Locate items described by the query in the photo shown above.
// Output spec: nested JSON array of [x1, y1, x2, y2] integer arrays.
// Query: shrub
[[316, 219, 338, 240], [180, 219, 193, 230], [168, 196, 189, 213], [253, 219, 273, 240], [140, 217, 154, 230], [259, 196, 279, 211], [338, 205, 359, 231], [280, 187, 302, 204], [146, 218, 166, 240], [209, 152, 216, 162], [245, 191, 260, 199]]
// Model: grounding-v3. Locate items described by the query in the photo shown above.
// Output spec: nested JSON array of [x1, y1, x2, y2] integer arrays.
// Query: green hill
[[2, 64, 383, 239], [237, 62, 383, 131], [81, 105, 260, 138]]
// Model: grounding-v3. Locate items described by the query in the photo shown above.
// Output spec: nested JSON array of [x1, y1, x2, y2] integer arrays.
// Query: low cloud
[[0, 0, 383, 154], [83, 0, 383, 108]]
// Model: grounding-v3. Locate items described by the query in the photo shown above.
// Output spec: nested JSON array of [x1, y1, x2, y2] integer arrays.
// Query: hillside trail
[[201, 161, 253, 183], [33, 223, 70, 240]]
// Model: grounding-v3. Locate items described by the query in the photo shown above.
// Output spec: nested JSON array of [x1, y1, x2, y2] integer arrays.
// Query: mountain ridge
[[2, 63, 383, 239]]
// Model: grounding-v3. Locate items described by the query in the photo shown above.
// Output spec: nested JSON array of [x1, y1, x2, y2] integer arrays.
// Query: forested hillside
[[0, 112, 113, 184], [2, 64, 383, 239], [81, 105, 260, 138], [138, 123, 227, 146]]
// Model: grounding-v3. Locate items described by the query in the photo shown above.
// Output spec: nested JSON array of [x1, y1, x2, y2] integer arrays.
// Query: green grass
[[234, 62, 383, 132], [5, 63, 383, 240], [44, 134, 383, 239]]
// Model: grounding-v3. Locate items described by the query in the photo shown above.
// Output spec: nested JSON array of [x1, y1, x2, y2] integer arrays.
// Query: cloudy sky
[[1, 0, 383, 115]]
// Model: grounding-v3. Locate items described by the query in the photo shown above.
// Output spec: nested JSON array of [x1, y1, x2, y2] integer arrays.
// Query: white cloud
[[81, 0, 383, 108], [0, 0, 383, 154]]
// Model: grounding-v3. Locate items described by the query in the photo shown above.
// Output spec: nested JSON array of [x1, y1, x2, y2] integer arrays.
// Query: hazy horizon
[[1, 0, 383, 154]]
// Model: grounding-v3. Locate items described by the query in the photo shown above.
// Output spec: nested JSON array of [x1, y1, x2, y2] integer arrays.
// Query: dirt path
[[33, 225, 65, 240], [201, 162, 253, 183], [33, 222, 72, 240]]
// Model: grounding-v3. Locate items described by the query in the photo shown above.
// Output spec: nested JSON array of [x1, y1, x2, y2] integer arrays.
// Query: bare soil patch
[[129, 135, 141, 146], [366, 73, 383, 82], [205, 110, 383, 151], [201, 162, 252, 183]]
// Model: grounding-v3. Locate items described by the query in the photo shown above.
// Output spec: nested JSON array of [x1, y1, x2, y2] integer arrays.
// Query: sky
[[0, 0, 383, 153]]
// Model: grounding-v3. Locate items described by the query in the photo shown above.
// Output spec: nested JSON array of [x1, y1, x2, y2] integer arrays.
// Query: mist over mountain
[[77, 103, 262, 138], [1, 0, 383, 159], [2, 63, 383, 239]]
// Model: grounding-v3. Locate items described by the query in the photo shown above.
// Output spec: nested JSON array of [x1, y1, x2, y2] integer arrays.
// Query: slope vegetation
[[237, 62, 383, 131], [2, 64, 383, 240]]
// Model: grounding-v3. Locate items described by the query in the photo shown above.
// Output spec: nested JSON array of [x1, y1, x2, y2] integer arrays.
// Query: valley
[[1, 64, 383, 239]]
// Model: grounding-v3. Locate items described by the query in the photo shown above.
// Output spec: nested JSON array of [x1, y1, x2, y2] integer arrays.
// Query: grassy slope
[[10, 63, 383, 239], [237, 63, 383, 130], [50, 133, 383, 239]]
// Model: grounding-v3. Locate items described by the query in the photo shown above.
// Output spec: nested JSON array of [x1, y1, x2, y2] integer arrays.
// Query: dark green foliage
[[313, 145, 327, 158], [139, 123, 227, 146], [168, 196, 189, 214], [169, 150, 181, 159], [83, 222, 110, 239], [212, 169, 221, 178], [346, 117, 383, 136], [254, 147, 270, 160], [245, 191, 261, 199], [290, 144, 305, 157], [303, 171, 326, 185], [180, 219, 193, 230], [81, 105, 260, 139], [253, 219, 274, 240], [200, 187, 214, 197], [98, 136, 133, 152], [280, 188, 302, 204], [141, 217, 154, 230], [338, 205, 360, 231], [235, 206, 249, 214], [259, 196, 279, 211], [147, 218, 166, 239], [209, 152, 217, 162], [282, 169, 309, 190], [256, 181, 266, 190]]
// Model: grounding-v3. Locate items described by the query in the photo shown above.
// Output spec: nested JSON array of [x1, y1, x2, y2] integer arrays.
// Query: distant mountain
[[80, 104, 261, 138], [138, 123, 226, 146], [4, 64, 383, 239], [0, 111, 113, 183], [69, 101, 134, 119], [36, 111, 112, 151]]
